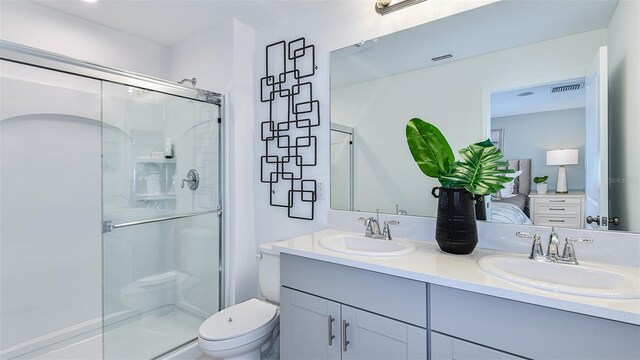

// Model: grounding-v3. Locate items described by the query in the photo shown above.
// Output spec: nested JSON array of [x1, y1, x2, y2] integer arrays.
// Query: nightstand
[[528, 191, 585, 228]]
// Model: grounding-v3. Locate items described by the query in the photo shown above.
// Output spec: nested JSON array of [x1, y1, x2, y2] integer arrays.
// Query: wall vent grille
[[551, 83, 582, 93]]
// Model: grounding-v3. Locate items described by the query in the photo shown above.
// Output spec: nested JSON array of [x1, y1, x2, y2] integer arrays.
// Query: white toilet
[[198, 242, 281, 360]]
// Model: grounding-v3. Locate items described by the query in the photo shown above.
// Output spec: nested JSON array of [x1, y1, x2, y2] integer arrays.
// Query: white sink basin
[[318, 234, 417, 257], [478, 255, 640, 299]]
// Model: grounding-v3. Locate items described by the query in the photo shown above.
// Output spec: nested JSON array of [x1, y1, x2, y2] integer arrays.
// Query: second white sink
[[319, 234, 417, 257], [478, 255, 640, 299]]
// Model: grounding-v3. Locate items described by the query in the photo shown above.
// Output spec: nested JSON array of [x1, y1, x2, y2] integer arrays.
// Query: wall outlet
[[317, 181, 325, 200]]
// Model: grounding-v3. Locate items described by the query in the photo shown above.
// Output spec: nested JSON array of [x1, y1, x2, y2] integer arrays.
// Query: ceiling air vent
[[550, 83, 582, 93], [431, 54, 453, 62]]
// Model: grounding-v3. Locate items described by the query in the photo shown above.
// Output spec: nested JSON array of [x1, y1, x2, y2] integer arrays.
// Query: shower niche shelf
[[135, 156, 176, 164], [133, 156, 177, 206]]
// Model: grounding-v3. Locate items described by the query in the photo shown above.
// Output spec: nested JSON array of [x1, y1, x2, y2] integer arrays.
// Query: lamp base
[[555, 165, 568, 193]]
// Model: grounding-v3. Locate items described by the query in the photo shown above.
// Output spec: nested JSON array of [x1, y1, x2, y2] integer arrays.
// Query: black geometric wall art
[[260, 37, 319, 220]]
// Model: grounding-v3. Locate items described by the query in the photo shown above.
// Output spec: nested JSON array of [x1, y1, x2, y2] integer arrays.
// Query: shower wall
[[0, 61, 103, 357]]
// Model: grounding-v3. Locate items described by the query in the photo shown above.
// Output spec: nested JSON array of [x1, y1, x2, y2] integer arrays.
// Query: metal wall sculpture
[[260, 37, 319, 220]]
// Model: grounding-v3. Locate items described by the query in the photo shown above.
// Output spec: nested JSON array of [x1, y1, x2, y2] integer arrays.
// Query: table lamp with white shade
[[546, 149, 579, 193]]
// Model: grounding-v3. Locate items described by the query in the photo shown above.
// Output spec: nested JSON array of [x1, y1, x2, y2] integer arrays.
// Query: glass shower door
[[101, 82, 221, 359]]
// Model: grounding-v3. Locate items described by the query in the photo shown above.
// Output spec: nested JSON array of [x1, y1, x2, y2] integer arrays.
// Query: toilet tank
[[257, 242, 281, 304]]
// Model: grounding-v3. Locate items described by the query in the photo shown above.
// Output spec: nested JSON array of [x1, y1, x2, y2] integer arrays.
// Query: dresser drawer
[[534, 197, 582, 206], [533, 214, 582, 228], [535, 203, 581, 215]]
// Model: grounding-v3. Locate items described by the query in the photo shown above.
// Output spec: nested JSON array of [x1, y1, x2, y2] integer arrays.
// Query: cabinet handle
[[549, 208, 566, 211], [342, 320, 350, 352], [549, 219, 565, 223], [549, 199, 566, 202], [328, 315, 335, 346]]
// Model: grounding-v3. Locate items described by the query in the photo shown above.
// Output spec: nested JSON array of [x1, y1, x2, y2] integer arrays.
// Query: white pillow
[[499, 170, 523, 198]]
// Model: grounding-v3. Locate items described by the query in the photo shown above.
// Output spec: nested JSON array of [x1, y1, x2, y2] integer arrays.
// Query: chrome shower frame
[[0, 40, 220, 105], [1, 39, 226, 357]]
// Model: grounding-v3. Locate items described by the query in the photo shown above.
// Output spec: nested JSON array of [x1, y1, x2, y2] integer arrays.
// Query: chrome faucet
[[382, 220, 400, 240], [546, 228, 561, 262], [516, 232, 544, 260], [517, 231, 591, 265], [358, 209, 399, 240], [561, 237, 593, 265], [395, 204, 408, 215], [359, 217, 381, 238]]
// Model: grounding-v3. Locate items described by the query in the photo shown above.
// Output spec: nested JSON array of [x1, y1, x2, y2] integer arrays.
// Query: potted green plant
[[406, 118, 512, 254], [534, 176, 549, 194]]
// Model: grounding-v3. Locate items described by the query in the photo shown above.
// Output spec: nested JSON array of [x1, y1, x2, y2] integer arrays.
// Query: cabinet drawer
[[431, 332, 524, 360], [533, 214, 582, 228], [281, 254, 427, 328], [535, 197, 582, 206], [430, 285, 640, 359], [535, 203, 581, 215]]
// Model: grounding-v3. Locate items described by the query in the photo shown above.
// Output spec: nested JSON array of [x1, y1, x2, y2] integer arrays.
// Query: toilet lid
[[199, 298, 277, 341]]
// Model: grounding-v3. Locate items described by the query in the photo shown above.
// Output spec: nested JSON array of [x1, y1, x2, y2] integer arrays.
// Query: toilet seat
[[199, 299, 279, 352]]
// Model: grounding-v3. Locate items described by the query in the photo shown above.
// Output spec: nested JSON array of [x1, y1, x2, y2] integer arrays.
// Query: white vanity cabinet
[[280, 288, 341, 359], [280, 254, 427, 360], [430, 285, 640, 359], [281, 287, 427, 359], [280, 253, 640, 360]]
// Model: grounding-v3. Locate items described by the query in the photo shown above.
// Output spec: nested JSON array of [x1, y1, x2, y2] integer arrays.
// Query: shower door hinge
[[102, 220, 113, 233], [217, 117, 222, 124]]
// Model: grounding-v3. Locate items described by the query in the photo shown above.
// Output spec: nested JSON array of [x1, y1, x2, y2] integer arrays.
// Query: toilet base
[[199, 330, 274, 360]]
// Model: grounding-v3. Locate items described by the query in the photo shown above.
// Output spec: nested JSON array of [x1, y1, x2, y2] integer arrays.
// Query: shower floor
[[32, 308, 203, 360]]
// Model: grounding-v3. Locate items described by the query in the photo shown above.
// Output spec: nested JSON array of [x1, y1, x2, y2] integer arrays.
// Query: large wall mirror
[[330, 0, 639, 233]]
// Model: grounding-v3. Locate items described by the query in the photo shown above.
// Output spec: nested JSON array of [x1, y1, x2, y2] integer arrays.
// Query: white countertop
[[272, 229, 640, 326]]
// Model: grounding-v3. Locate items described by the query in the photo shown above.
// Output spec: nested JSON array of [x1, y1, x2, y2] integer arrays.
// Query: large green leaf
[[439, 139, 514, 195], [406, 118, 455, 179]]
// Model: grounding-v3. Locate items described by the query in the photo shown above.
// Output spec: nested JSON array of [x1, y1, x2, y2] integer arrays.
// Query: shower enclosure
[[0, 41, 223, 359]]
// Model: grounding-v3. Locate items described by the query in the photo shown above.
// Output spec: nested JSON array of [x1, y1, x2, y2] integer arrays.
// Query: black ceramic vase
[[431, 187, 478, 255], [474, 195, 487, 221]]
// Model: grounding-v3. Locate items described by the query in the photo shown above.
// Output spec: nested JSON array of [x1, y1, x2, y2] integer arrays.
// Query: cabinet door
[[341, 305, 426, 360], [280, 287, 341, 359], [431, 332, 524, 360]]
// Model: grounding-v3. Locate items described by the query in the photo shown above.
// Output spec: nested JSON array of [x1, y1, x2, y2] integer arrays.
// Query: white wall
[[492, 108, 586, 192], [0, 1, 170, 78], [608, 0, 640, 232], [169, 20, 234, 93], [331, 30, 604, 216], [169, 19, 258, 305]]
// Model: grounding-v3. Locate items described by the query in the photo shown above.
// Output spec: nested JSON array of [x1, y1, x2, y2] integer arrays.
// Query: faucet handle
[[561, 237, 592, 265], [516, 232, 544, 260], [382, 220, 399, 240], [358, 217, 375, 237], [565, 237, 593, 243], [516, 231, 540, 240]]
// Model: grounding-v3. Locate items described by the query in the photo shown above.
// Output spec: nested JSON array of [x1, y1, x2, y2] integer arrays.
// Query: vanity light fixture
[[355, 39, 378, 48], [546, 149, 579, 193], [376, 0, 428, 15]]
